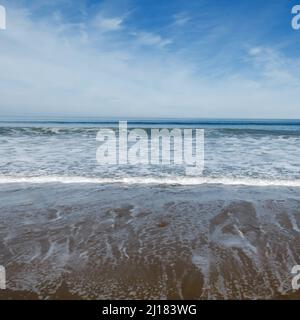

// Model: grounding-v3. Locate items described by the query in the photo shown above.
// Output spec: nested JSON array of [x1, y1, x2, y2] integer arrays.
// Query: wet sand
[[1, 183, 300, 300]]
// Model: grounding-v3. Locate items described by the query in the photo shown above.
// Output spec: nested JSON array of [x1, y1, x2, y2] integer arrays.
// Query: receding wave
[[1, 175, 300, 186], [1, 180, 300, 299]]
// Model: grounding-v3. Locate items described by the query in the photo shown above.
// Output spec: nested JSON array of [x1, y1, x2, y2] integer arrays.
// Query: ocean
[[0, 119, 300, 299]]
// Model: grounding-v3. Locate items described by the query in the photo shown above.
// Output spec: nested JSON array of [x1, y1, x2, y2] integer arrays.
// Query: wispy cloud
[[173, 12, 191, 27], [0, 1, 300, 119], [131, 31, 172, 48], [92, 14, 123, 32], [247, 46, 300, 87]]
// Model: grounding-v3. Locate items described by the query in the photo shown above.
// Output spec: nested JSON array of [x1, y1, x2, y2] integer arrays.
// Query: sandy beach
[[1, 182, 300, 299]]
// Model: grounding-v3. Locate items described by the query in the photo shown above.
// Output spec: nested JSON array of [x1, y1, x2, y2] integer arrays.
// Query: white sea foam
[[1, 175, 300, 186], [1, 124, 300, 182]]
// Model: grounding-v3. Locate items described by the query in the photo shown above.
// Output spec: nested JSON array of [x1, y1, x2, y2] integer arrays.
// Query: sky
[[0, 0, 300, 119]]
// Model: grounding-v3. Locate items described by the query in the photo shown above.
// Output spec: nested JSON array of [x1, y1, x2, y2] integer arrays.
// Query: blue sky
[[0, 0, 300, 118]]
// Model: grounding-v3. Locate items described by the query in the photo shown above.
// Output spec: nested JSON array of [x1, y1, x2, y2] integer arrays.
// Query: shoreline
[[1, 183, 300, 299]]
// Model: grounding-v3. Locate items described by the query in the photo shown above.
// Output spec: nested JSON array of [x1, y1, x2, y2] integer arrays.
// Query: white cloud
[[247, 46, 300, 87], [132, 31, 172, 48], [0, 5, 300, 119], [248, 47, 263, 56], [92, 14, 123, 32], [173, 12, 191, 27]]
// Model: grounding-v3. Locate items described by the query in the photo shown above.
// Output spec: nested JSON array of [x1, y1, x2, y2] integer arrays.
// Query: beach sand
[[1, 182, 300, 300]]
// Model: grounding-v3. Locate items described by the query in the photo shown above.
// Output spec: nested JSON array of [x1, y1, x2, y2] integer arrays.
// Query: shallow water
[[1, 183, 300, 299]]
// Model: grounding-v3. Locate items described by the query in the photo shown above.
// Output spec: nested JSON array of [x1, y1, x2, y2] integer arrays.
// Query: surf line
[[102, 304, 136, 318]]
